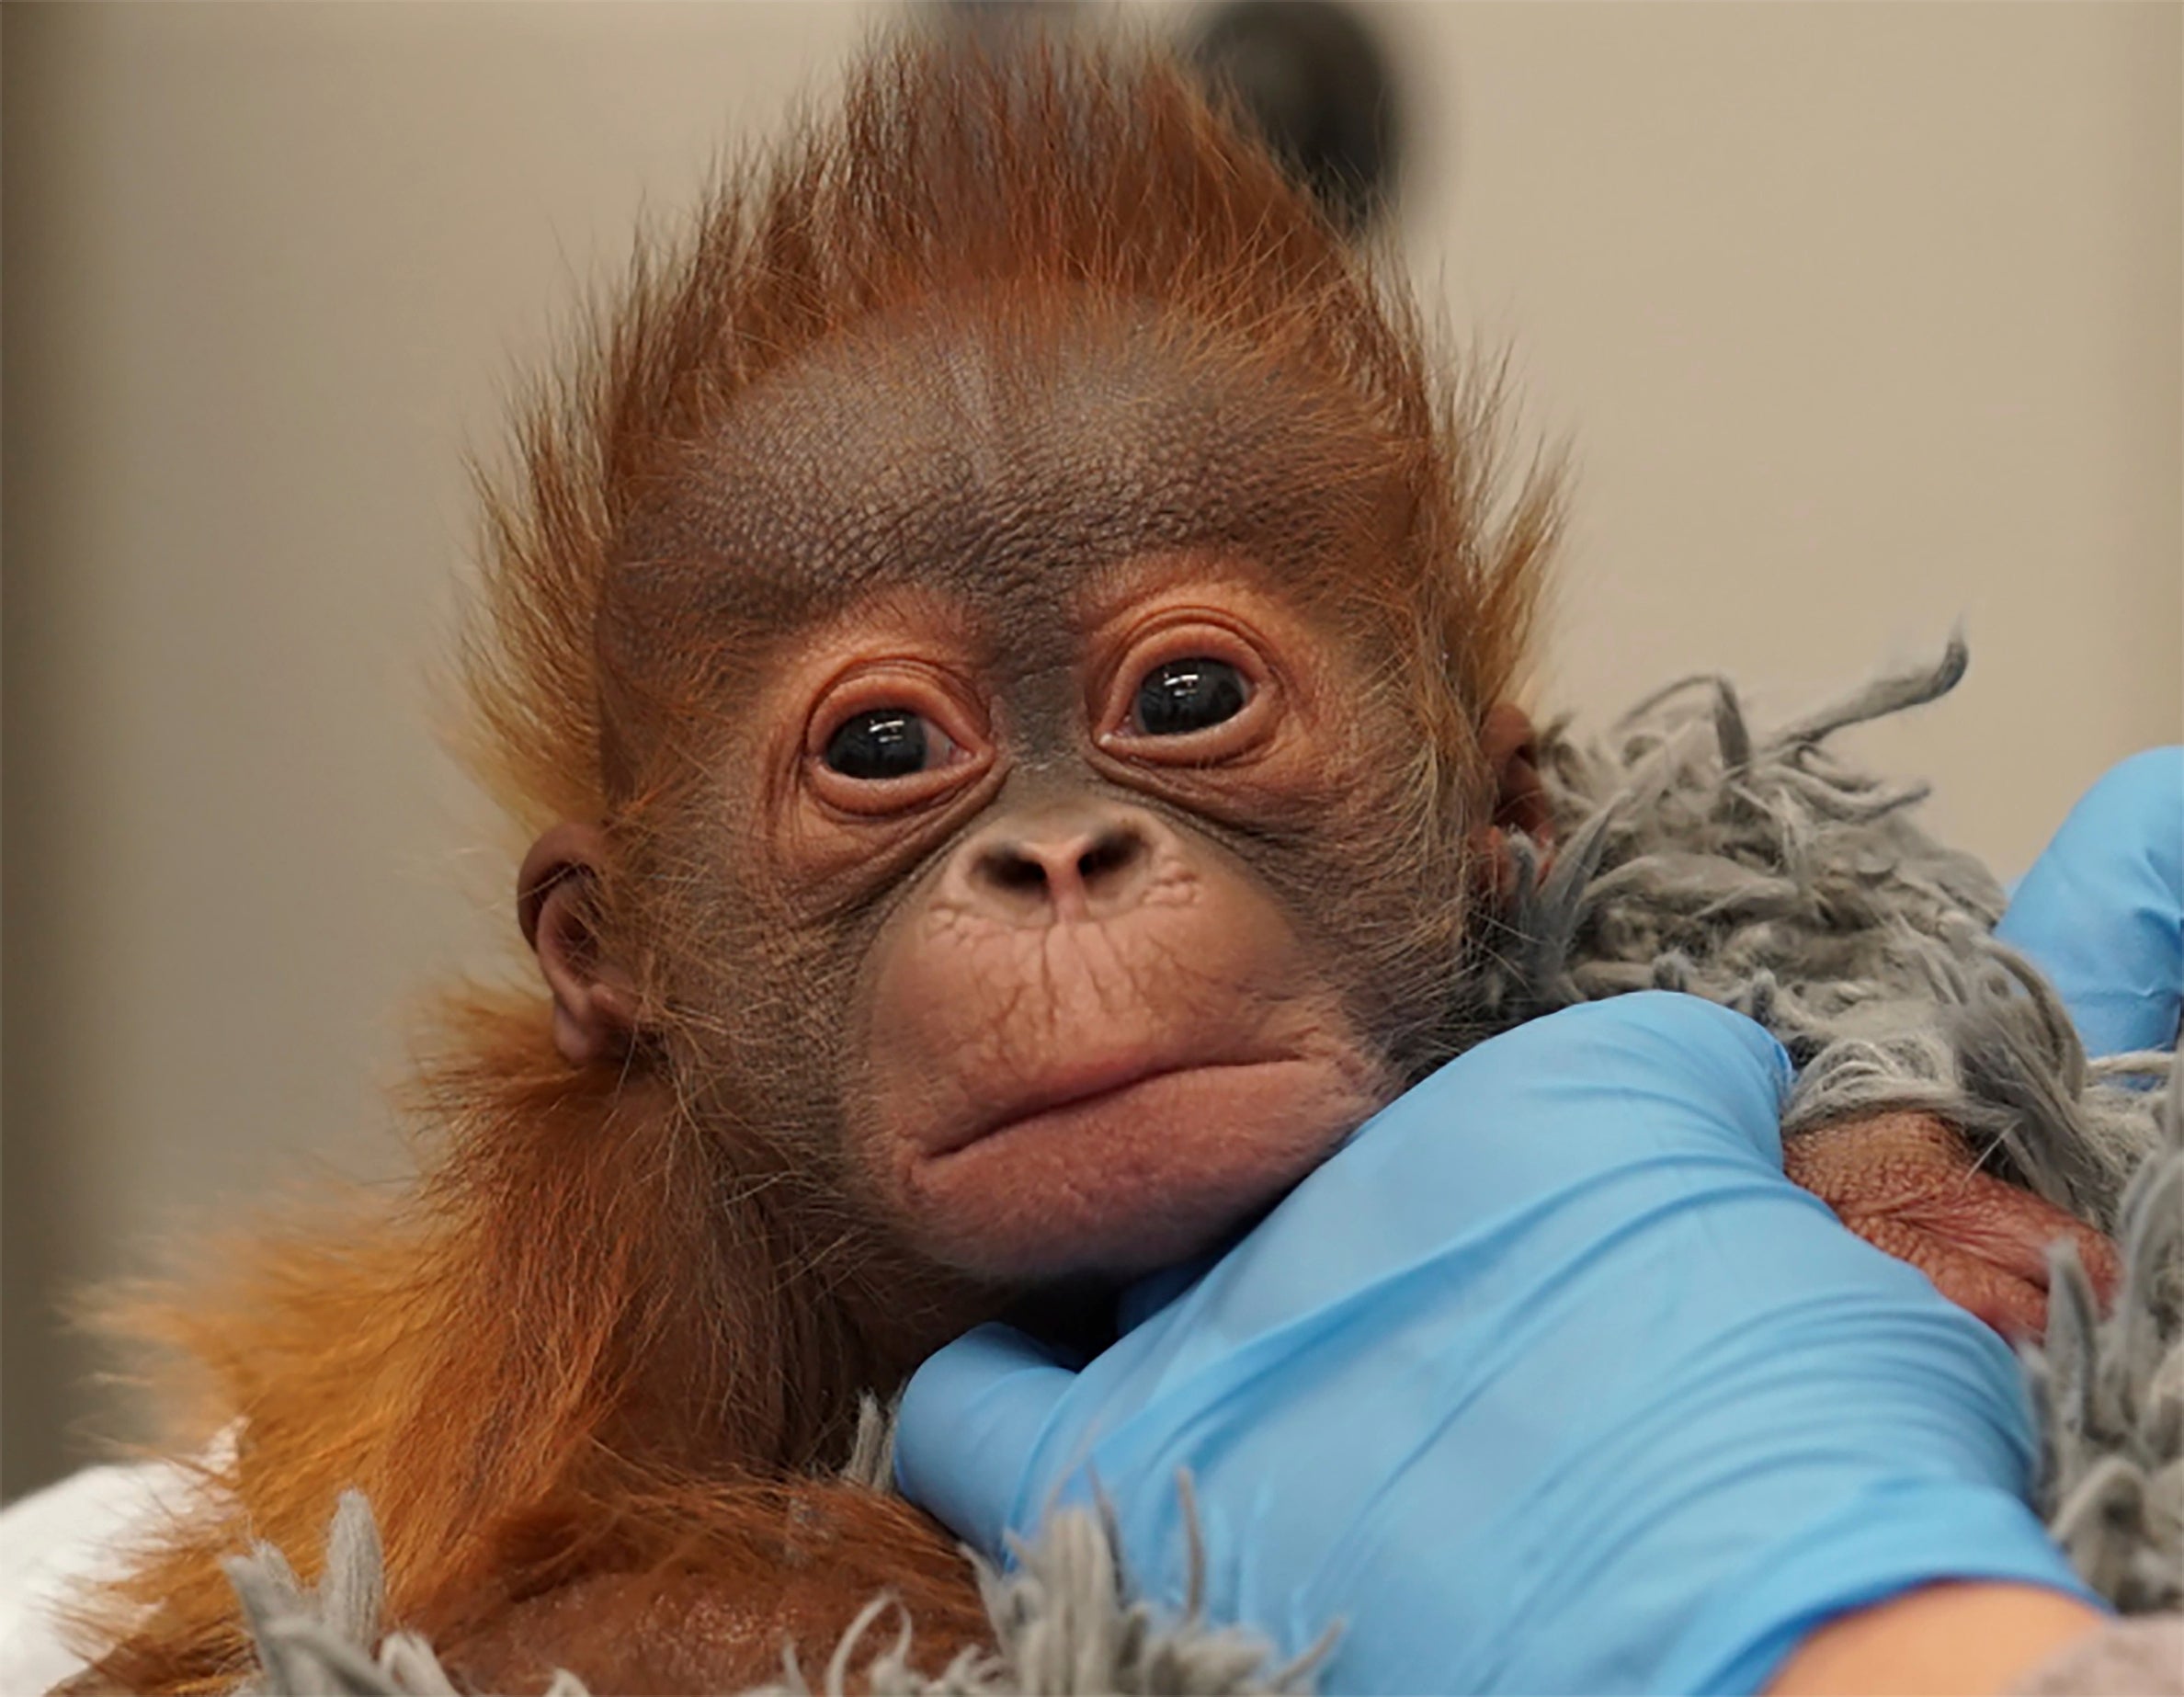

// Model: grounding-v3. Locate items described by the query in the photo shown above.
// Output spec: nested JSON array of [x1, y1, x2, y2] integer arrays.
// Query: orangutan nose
[[962, 808, 1156, 924]]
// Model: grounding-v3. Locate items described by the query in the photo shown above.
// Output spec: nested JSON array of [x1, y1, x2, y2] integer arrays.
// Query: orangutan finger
[[1843, 1216, 2051, 1339], [1917, 1169, 2121, 1305]]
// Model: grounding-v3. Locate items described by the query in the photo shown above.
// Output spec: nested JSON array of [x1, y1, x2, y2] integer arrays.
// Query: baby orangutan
[[72, 37, 2117, 1697]]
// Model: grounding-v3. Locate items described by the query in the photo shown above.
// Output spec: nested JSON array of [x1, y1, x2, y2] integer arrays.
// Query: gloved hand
[[896, 994, 2094, 1695], [1997, 746, 2183, 1058]]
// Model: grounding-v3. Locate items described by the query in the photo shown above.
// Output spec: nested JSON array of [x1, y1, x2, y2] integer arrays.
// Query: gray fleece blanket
[[222, 645, 2183, 1695]]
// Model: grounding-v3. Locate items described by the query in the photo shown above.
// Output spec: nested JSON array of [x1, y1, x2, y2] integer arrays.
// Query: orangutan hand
[[427, 1482, 992, 1696], [1782, 1110, 2119, 1338]]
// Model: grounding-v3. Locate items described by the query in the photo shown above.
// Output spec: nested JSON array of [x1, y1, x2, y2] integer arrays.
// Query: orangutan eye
[[1132, 658, 1249, 736], [823, 710, 957, 780]]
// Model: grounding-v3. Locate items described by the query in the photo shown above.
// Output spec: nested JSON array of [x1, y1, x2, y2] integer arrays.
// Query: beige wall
[[1390, 4, 2182, 838], [5, 2, 2178, 1498]]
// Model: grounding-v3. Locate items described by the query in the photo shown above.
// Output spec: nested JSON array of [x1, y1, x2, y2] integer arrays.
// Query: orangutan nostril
[[980, 846, 1052, 894], [1077, 827, 1144, 886]]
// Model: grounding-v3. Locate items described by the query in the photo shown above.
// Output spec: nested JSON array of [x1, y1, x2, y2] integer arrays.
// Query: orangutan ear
[[518, 822, 638, 1068], [1469, 703, 1554, 906], [1482, 703, 1552, 844]]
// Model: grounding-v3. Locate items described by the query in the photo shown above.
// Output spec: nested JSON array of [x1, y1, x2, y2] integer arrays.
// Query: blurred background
[[4, 1, 2178, 1500]]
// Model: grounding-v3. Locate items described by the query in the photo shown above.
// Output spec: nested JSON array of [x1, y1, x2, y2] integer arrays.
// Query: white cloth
[[0, 1461, 204, 1694]]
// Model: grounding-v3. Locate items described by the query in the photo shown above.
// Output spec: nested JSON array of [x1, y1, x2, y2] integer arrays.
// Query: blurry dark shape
[[1186, 0, 1403, 237], [937, 1, 1082, 50]]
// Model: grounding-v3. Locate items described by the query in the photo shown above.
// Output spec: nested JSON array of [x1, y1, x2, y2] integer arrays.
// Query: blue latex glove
[[897, 995, 2094, 1695], [1996, 747, 2183, 1058]]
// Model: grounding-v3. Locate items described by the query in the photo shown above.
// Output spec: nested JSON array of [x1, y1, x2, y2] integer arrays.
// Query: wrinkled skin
[[1785, 1111, 2121, 1336], [841, 563, 1401, 1280]]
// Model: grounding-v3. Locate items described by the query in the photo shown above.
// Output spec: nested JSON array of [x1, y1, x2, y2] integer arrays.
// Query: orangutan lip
[[937, 1056, 1269, 1158]]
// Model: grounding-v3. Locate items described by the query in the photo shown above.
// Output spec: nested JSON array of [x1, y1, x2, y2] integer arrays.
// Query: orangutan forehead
[[606, 303, 1408, 643]]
